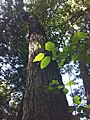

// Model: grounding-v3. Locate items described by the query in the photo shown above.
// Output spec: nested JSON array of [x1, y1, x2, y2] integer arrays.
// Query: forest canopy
[[0, 0, 90, 120]]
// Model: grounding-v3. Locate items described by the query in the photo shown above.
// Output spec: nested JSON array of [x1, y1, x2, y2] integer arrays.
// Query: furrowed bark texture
[[22, 15, 71, 120], [80, 61, 90, 104], [80, 61, 90, 118]]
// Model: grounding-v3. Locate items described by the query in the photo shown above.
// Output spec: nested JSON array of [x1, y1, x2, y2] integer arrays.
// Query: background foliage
[[0, 0, 90, 119]]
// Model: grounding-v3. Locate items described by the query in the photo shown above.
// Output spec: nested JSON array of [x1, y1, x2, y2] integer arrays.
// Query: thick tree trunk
[[80, 61, 90, 118], [80, 61, 90, 104], [22, 15, 72, 120]]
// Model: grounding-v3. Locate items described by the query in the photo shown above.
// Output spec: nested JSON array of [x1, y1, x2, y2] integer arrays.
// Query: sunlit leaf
[[40, 56, 51, 69], [33, 53, 45, 62], [63, 87, 69, 94], [74, 96, 81, 105], [52, 56, 57, 60], [66, 81, 76, 86], [45, 41, 55, 51], [74, 95, 80, 101], [52, 80, 59, 85], [84, 104, 90, 108], [58, 85, 64, 89], [37, 44, 41, 48]]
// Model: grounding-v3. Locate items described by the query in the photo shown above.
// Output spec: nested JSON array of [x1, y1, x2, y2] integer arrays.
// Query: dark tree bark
[[80, 61, 90, 118], [80, 61, 90, 104], [22, 15, 72, 120]]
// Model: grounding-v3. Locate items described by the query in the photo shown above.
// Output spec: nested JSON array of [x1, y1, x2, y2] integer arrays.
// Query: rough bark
[[22, 15, 72, 120], [80, 61, 90, 104], [80, 61, 90, 118]]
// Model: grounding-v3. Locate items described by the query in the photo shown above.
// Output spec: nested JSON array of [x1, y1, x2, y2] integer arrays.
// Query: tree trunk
[[80, 61, 90, 104], [80, 61, 90, 118], [22, 15, 72, 120]]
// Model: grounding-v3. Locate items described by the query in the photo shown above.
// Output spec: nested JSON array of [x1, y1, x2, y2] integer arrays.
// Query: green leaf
[[72, 54, 78, 61], [74, 100, 81, 105], [74, 96, 81, 105], [58, 59, 65, 68], [63, 87, 69, 94], [33, 53, 45, 62], [63, 45, 71, 53], [52, 56, 57, 60], [37, 43, 41, 48], [72, 31, 87, 44], [84, 104, 90, 108], [45, 41, 55, 51], [40, 56, 51, 69], [58, 85, 64, 89], [52, 80, 59, 85], [52, 47, 58, 55], [87, 48, 90, 55], [74, 95, 80, 101], [66, 81, 76, 86], [47, 86, 54, 92]]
